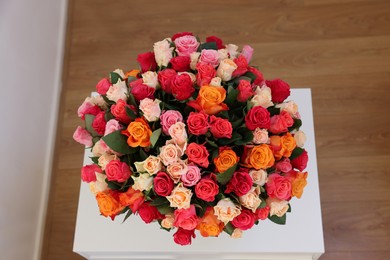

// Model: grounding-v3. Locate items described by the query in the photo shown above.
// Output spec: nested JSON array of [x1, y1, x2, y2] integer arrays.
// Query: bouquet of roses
[[73, 32, 309, 246]]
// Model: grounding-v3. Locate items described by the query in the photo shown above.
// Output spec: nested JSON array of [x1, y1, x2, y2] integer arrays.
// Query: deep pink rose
[[73, 126, 93, 147], [174, 35, 200, 57], [137, 51, 157, 72], [266, 79, 291, 103], [158, 68, 177, 94], [153, 171, 174, 196], [245, 106, 271, 131], [237, 80, 254, 102], [105, 159, 132, 183], [111, 99, 134, 124], [206, 35, 225, 49], [77, 101, 101, 120], [186, 143, 210, 168], [181, 164, 201, 187], [196, 63, 216, 87], [171, 74, 194, 100], [171, 32, 194, 41], [225, 168, 253, 196], [241, 45, 254, 63], [92, 111, 106, 136], [232, 208, 256, 230], [174, 205, 199, 230], [173, 228, 196, 246], [232, 55, 248, 78], [195, 175, 219, 202], [291, 150, 308, 171], [275, 158, 293, 173], [247, 66, 264, 85], [266, 173, 292, 200], [255, 206, 270, 220], [160, 110, 184, 135], [170, 56, 191, 72], [209, 116, 232, 139], [199, 49, 219, 68], [96, 78, 111, 95], [138, 203, 163, 224], [81, 164, 101, 183], [130, 79, 155, 101], [269, 111, 294, 134], [186, 112, 209, 136]]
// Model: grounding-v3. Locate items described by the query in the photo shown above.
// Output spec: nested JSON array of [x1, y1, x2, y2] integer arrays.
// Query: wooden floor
[[42, 0, 390, 259]]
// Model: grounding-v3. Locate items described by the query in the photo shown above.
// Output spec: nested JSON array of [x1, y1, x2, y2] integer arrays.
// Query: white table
[[73, 88, 324, 260]]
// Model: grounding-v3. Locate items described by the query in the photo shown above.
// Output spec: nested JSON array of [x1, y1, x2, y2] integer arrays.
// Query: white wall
[[0, 0, 67, 259]]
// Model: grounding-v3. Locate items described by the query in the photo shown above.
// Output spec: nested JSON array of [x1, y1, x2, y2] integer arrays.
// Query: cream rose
[[153, 38, 173, 67], [113, 68, 126, 79], [132, 173, 153, 192], [239, 186, 261, 213], [143, 155, 162, 175], [190, 52, 200, 70], [86, 95, 108, 110], [213, 198, 241, 224], [106, 79, 128, 103], [210, 77, 222, 87], [139, 98, 161, 122], [166, 160, 188, 183], [294, 130, 307, 148], [226, 44, 239, 58], [249, 169, 268, 186], [252, 128, 269, 144], [142, 71, 159, 88], [166, 139, 187, 157], [231, 228, 243, 239], [218, 49, 229, 61], [92, 139, 109, 157], [217, 59, 238, 81], [97, 153, 117, 170], [267, 198, 289, 217], [251, 85, 274, 108], [89, 172, 108, 195], [166, 183, 192, 209], [161, 213, 175, 229], [168, 122, 187, 146], [159, 143, 181, 166], [276, 100, 299, 117]]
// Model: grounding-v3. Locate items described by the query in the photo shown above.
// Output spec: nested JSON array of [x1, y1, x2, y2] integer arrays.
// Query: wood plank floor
[[41, 0, 390, 259]]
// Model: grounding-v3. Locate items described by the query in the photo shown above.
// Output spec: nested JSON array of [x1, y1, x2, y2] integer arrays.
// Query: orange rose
[[125, 69, 140, 79], [214, 148, 239, 173], [241, 144, 275, 170], [189, 85, 228, 115], [96, 191, 123, 218], [118, 187, 145, 212], [125, 118, 152, 147], [291, 171, 308, 199], [270, 133, 296, 160], [196, 207, 224, 237]]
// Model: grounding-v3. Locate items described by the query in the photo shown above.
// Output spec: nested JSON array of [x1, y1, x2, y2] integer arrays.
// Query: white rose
[[190, 52, 200, 70], [89, 172, 108, 195], [106, 79, 128, 102], [251, 85, 274, 108], [218, 49, 229, 61], [153, 38, 173, 67], [210, 77, 222, 87], [142, 71, 159, 88], [226, 44, 239, 58], [113, 68, 125, 79], [132, 173, 153, 192], [139, 98, 161, 122], [216, 59, 237, 81], [249, 169, 268, 186], [294, 130, 307, 148]]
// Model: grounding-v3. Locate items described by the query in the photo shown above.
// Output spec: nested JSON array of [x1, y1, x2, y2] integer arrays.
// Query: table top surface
[[73, 88, 324, 255]]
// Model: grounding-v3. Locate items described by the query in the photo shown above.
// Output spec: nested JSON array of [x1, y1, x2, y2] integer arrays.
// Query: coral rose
[[195, 174, 219, 202], [105, 159, 132, 183], [209, 116, 232, 139], [81, 164, 101, 183], [186, 143, 209, 168], [174, 205, 199, 230], [266, 173, 292, 200]]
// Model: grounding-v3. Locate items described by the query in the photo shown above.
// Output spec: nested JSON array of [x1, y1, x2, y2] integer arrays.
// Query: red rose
[[266, 79, 290, 103], [209, 115, 232, 139], [232, 208, 256, 230], [81, 164, 101, 183], [196, 63, 216, 87], [105, 159, 132, 183], [174, 205, 199, 230], [138, 203, 163, 224], [269, 111, 294, 134], [172, 32, 194, 41], [173, 228, 196, 246], [153, 171, 174, 196], [170, 56, 191, 72], [291, 149, 308, 171], [187, 112, 209, 135], [171, 74, 194, 101], [186, 143, 210, 168], [225, 168, 253, 196], [96, 78, 111, 95], [111, 99, 133, 124], [245, 106, 271, 131], [232, 55, 248, 78], [206, 35, 225, 49], [255, 206, 270, 220], [92, 111, 106, 135], [79, 103, 101, 120], [136, 51, 157, 72], [195, 175, 219, 202], [118, 188, 144, 213], [130, 79, 155, 101], [266, 173, 292, 200], [237, 80, 254, 102], [247, 66, 264, 85], [158, 68, 177, 94]]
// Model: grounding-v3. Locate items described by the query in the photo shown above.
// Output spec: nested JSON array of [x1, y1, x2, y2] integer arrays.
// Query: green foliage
[[267, 106, 281, 116], [90, 156, 99, 164], [149, 196, 169, 207], [150, 128, 162, 147], [109, 72, 122, 84], [156, 204, 174, 215], [125, 106, 137, 120], [216, 163, 238, 185], [290, 147, 304, 160], [101, 130, 134, 154], [223, 222, 235, 235], [199, 41, 218, 51], [288, 118, 302, 131], [84, 114, 100, 137], [268, 213, 286, 225], [122, 208, 133, 223]]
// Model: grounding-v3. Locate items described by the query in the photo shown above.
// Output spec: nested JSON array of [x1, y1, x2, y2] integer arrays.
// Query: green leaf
[[125, 106, 137, 120], [243, 71, 257, 83], [231, 118, 244, 129], [101, 95, 115, 106], [90, 156, 99, 164], [149, 196, 169, 207], [101, 130, 133, 154], [206, 138, 219, 148], [225, 85, 239, 107], [234, 130, 253, 145], [288, 118, 302, 131], [268, 213, 286, 225], [104, 111, 115, 122], [84, 114, 100, 137], [150, 128, 162, 147], [109, 72, 122, 84], [127, 76, 138, 84], [223, 222, 235, 235], [290, 147, 304, 160], [217, 163, 238, 185], [287, 204, 291, 213], [258, 199, 267, 209], [122, 208, 133, 223], [156, 204, 174, 215], [218, 132, 242, 145], [138, 148, 148, 161], [199, 41, 218, 51], [267, 106, 281, 116], [105, 180, 122, 191], [127, 93, 137, 107]]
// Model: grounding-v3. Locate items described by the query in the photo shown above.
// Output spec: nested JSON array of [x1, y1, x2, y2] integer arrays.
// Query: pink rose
[[153, 171, 174, 196], [196, 63, 216, 87], [73, 126, 93, 147], [195, 175, 219, 202], [130, 79, 155, 101], [255, 206, 270, 220], [252, 128, 269, 144], [105, 159, 132, 183], [158, 69, 177, 94], [241, 45, 254, 63], [171, 74, 195, 101], [137, 51, 157, 72], [170, 56, 191, 72], [173, 228, 196, 246], [225, 168, 253, 196], [291, 150, 308, 171], [81, 164, 101, 183], [174, 35, 200, 57], [186, 143, 209, 168], [232, 55, 248, 78], [275, 158, 292, 173], [104, 119, 122, 136], [160, 110, 184, 135], [209, 116, 232, 139], [199, 49, 220, 68], [266, 173, 292, 200], [77, 100, 101, 120], [181, 164, 201, 186], [138, 203, 163, 224], [92, 111, 106, 136], [237, 80, 254, 102], [168, 122, 187, 146], [96, 78, 111, 95], [269, 111, 294, 134], [231, 208, 255, 230], [186, 112, 209, 136], [139, 98, 161, 122], [174, 205, 199, 230], [172, 32, 194, 41]]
